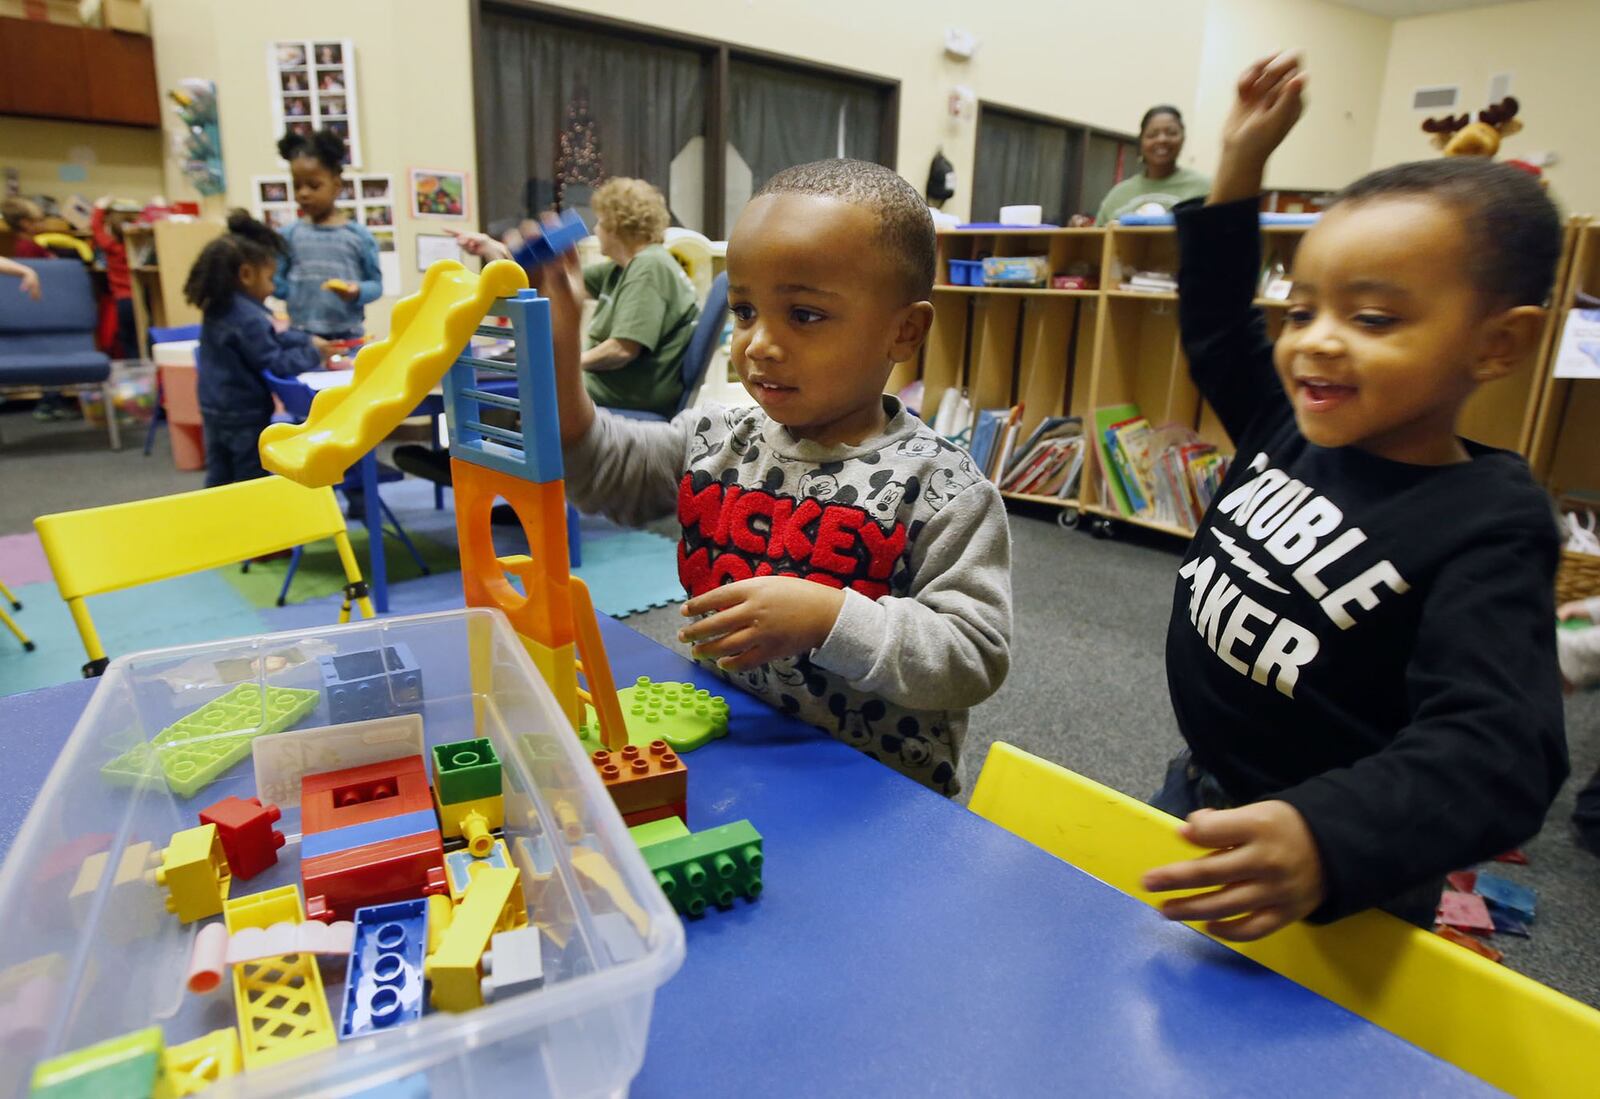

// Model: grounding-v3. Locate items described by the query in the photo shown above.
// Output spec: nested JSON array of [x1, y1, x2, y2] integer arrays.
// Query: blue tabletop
[[0, 613, 1494, 1097]]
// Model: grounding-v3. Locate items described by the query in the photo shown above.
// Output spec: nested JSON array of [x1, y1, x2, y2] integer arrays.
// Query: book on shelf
[[1092, 403, 1233, 528], [966, 403, 1024, 481], [1119, 270, 1177, 293]]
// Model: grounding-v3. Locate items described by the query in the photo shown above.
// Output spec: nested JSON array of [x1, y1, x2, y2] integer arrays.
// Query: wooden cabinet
[[0, 17, 158, 127]]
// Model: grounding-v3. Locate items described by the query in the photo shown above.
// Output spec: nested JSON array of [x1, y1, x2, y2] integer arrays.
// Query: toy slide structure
[[260, 259, 529, 488]]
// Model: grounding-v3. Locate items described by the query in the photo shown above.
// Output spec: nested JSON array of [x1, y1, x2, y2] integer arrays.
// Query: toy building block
[[163, 1028, 241, 1096], [227, 919, 354, 964], [621, 801, 687, 830], [445, 838, 512, 903], [223, 885, 336, 1070], [199, 795, 285, 880], [479, 925, 543, 1003], [300, 754, 437, 835], [303, 831, 448, 923], [642, 820, 764, 919], [187, 922, 230, 993], [572, 847, 650, 937], [590, 741, 686, 818], [69, 841, 163, 940], [319, 643, 424, 724], [432, 737, 502, 805], [425, 866, 525, 1012], [580, 677, 730, 753], [341, 898, 429, 1040], [101, 684, 319, 798], [629, 816, 691, 850], [156, 824, 231, 923], [29, 1026, 172, 1099], [435, 791, 504, 858], [252, 713, 424, 809], [322, 278, 357, 294], [507, 209, 587, 271]]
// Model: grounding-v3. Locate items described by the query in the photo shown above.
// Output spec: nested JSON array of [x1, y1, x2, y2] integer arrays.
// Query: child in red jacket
[[91, 197, 140, 358]]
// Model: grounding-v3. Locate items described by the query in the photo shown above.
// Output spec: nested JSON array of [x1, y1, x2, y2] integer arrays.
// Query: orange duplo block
[[591, 741, 687, 816], [451, 459, 575, 651]]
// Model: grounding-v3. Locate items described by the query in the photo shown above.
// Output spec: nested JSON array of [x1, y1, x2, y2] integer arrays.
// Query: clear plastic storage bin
[[0, 609, 685, 1097]]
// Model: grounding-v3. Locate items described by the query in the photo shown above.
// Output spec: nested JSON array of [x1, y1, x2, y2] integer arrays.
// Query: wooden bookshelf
[[918, 216, 1584, 542], [1529, 217, 1599, 496]]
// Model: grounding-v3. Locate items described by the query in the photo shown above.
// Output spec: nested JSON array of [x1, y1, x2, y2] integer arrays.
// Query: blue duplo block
[[1475, 873, 1536, 921], [508, 210, 587, 270], [303, 808, 440, 860], [320, 643, 423, 724], [341, 898, 430, 1040]]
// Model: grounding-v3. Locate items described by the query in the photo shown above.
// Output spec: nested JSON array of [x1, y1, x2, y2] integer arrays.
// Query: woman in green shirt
[[1089, 105, 1212, 225], [577, 177, 699, 418]]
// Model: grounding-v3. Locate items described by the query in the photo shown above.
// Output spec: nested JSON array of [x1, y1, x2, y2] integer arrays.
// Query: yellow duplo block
[[222, 885, 335, 1069], [425, 866, 523, 1012], [69, 841, 162, 939], [165, 1028, 242, 1096], [155, 825, 231, 923], [519, 634, 580, 728], [435, 789, 505, 848], [427, 893, 453, 956]]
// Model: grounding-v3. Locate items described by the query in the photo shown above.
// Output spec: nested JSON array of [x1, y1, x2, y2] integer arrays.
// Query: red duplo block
[[301, 755, 435, 836], [199, 795, 285, 880], [301, 831, 447, 923], [621, 801, 687, 829]]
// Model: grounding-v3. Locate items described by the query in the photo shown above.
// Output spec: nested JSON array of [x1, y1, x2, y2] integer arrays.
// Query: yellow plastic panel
[[222, 885, 335, 1069], [968, 741, 1600, 1097]]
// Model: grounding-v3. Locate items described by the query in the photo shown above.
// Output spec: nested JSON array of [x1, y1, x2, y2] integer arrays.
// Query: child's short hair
[[755, 159, 935, 302], [1, 196, 42, 231], [1333, 158, 1560, 307], [276, 127, 347, 176], [183, 210, 287, 316]]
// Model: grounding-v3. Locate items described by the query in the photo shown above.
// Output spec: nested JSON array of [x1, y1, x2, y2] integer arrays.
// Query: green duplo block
[[643, 819, 763, 918], [628, 816, 691, 850], [578, 677, 731, 753], [100, 684, 318, 799], [432, 737, 502, 804], [30, 1025, 167, 1098]]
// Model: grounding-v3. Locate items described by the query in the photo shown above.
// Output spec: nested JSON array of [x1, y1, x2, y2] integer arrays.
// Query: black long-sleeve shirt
[[1167, 197, 1568, 921]]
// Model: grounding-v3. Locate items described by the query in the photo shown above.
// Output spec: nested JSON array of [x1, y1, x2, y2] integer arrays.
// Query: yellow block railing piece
[[968, 741, 1600, 1097], [221, 885, 334, 1069]]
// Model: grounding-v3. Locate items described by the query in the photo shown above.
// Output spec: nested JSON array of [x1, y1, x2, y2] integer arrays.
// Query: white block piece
[[251, 713, 424, 808], [225, 919, 355, 965], [187, 922, 230, 993], [479, 926, 544, 1003], [999, 204, 1043, 226]]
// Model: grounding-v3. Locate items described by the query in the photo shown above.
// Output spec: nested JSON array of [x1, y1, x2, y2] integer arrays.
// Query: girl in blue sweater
[[274, 128, 382, 340]]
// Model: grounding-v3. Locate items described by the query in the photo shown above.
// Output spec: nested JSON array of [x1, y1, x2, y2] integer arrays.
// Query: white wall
[[1371, 0, 1600, 216]]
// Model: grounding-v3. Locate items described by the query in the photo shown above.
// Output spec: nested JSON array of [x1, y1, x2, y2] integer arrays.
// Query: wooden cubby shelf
[[912, 215, 1584, 541]]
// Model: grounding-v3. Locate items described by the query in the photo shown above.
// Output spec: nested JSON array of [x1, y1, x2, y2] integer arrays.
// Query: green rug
[[220, 526, 460, 609]]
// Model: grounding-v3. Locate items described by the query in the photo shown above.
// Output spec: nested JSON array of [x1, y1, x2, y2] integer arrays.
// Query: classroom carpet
[[222, 524, 460, 609]]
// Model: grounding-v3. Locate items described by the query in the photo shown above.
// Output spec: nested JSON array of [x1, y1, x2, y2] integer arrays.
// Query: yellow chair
[[35, 476, 375, 677], [969, 742, 1600, 1097], [0, 577, 33, 652]]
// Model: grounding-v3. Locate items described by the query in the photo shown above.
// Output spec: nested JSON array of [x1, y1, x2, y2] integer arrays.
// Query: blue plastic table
[[0, 613, 1495, 1097]]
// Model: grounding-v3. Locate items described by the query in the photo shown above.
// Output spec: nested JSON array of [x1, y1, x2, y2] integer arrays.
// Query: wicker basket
[[1557, 548, 1600, 605]]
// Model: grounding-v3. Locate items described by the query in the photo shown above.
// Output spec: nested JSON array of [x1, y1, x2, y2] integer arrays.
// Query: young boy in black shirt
[[1142, 52, 1568, 940]]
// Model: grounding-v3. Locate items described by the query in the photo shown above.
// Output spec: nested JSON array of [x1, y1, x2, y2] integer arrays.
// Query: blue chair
[[262, 366, 430, 607], [611, 272, 729, 423], [0, 259, 116, 448], [143, 323, 202, 457]]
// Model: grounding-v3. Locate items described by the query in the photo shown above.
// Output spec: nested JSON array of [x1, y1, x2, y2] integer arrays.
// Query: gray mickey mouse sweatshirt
[[563, 396, 1012, 795]]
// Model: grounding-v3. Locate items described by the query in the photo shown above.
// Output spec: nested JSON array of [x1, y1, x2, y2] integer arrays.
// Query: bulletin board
[[268, 39, 363, 169]]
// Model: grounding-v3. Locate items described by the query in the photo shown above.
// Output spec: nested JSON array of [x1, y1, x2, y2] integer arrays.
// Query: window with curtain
[[477, 12, 707, 231], [1081, 132, 1140, 220], [971, 109, 1077, 226], [724, 60, 886, 231]]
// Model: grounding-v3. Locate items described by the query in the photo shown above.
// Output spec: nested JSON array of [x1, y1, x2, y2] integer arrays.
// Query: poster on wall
[[268, 39, 363, 169], [253, 172, 394, 256], [408, 168, 468, 220]]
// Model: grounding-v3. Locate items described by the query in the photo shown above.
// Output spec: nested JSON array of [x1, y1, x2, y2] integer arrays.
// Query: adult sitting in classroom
[[1085, 105, 1212, 225], [572, 177, 699, 419]]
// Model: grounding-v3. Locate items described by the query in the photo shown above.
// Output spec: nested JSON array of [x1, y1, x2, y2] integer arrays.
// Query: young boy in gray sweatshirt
[[532, 160, 1012, 795]]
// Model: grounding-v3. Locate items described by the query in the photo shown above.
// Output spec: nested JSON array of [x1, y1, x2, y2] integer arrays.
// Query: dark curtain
[[478, 12, 706, 230], [725, 60, 884, 225], [971, 111, 1072, 225]]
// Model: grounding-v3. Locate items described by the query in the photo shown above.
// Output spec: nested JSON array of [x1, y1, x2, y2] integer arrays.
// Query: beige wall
[[0, 117, 165, 203], [1371, 0, 1600, 217], [1192, 0, 1392, 190], [146, 0, 477, 332]]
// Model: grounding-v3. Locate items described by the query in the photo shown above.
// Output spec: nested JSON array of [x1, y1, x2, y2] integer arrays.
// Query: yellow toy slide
[[261, 259, 528, 488]]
